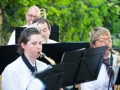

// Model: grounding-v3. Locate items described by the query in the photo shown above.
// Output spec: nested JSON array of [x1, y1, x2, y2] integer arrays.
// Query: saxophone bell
[[110, 49, 120, 90]]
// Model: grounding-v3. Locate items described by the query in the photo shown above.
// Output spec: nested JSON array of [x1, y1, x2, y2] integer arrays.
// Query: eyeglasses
[[27, 13, 38, 19], [94, 37, 113, 43]]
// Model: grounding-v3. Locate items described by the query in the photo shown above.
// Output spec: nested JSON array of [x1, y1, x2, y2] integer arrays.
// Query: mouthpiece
[[107, 47, 112, 52], [39, 52, 46, 57]]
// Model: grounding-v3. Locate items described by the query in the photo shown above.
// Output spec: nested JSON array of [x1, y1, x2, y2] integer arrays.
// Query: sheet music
[[73, 48, 85, 51], [34, 65, 52, 75], [60, 48, 86, 63]]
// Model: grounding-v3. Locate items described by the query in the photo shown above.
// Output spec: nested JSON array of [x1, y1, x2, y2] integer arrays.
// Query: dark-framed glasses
[[95, 37, 113, 43], [27, 13, 38, 19]]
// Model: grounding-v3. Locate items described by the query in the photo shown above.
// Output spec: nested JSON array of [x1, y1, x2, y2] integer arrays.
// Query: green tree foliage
[[0, 0, 120, 46]]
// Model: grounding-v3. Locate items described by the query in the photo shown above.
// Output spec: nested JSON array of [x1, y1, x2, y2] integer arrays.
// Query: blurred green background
[[0, 0, 120, 47]]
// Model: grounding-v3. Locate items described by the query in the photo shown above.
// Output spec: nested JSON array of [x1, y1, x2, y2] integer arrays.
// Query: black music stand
[[34, 63, 73, 90], [114, 66, 120, 85], [15, 26, 59, 44], [61, 46, 107, 89], [0, 45, 19, 74], [15, 27, 26, 44], [40, 42, 90, 64], [50, 26, 59, 42], [0, 42, 89, 74], [40, 43, 61, 64]]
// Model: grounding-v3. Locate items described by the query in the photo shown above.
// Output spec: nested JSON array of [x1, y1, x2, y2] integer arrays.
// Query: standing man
[[7, 6, 40, 45], [32, 18, 58, 43]]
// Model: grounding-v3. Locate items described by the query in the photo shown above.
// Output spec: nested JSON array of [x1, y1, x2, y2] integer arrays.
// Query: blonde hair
[[89, 26, 111, 46]]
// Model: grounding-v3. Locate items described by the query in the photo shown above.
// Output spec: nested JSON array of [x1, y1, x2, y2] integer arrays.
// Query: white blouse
[[2, 56, 49, 90]]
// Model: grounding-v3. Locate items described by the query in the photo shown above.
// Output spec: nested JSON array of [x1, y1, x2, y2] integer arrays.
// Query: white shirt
[[27, 78, 45, 90], [47, 39, 58, 43], [7, 25, 28, 45], [7, 25, 58, 45], [81, 54, 117, 90], [2, 56, 49, 90]]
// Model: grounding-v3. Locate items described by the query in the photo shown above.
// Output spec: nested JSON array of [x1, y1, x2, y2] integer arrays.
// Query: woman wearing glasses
[[81, 27, 117, 90]]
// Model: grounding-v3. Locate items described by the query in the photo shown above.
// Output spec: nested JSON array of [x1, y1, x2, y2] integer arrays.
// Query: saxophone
[[110, 49, 120, 90], [39, 52, 56, 65], [111, 49, 120, 70]]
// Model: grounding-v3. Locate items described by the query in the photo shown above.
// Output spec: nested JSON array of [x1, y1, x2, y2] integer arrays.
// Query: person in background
[[32, 18, 58, 43], [7, 6, 40, 45], [81, 27, 117, 90], [2, 27, 49, 90]]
